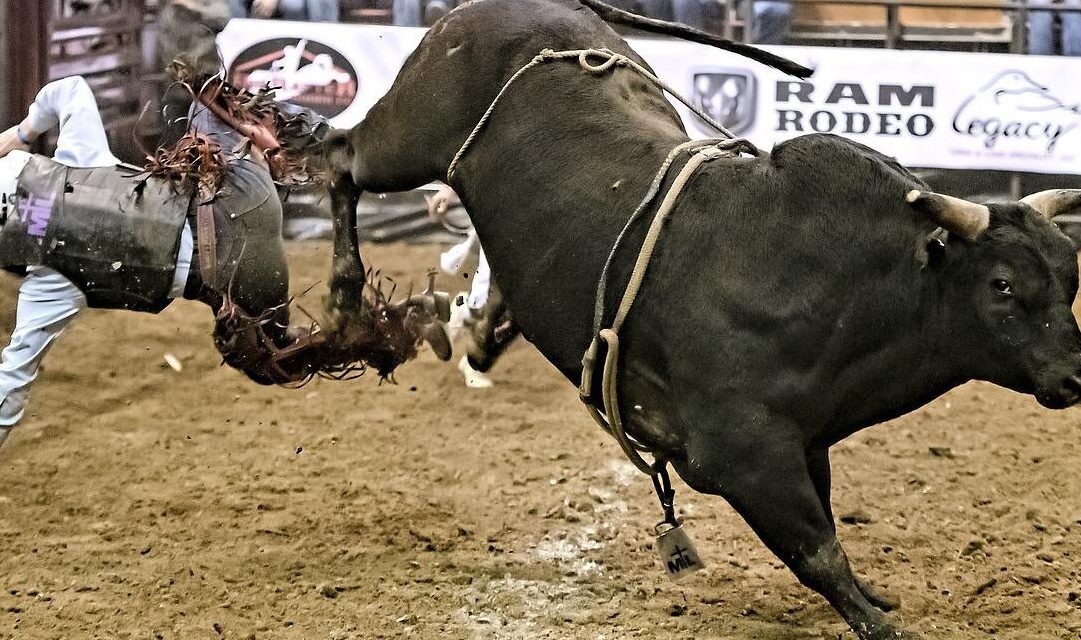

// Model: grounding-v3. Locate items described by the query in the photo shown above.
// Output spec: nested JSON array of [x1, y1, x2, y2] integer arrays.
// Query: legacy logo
[[952, 70, 1081, 153], [690, 69, 756, 136], [229, 38, 358, 118]]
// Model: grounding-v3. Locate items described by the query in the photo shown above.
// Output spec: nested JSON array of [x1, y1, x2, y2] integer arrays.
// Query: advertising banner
[[219, 21, 425, 128], [218, 20, 1081, 175]]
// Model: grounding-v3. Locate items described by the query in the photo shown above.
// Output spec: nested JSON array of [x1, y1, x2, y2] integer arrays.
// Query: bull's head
[[907, 189, 1081, 409]]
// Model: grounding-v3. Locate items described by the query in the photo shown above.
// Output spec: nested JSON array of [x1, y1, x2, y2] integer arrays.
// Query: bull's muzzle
[[1037, 371, 1081, 409]]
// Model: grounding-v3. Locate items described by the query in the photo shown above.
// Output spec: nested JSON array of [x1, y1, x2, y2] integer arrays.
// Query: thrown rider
[[0, 73, 443, 446]]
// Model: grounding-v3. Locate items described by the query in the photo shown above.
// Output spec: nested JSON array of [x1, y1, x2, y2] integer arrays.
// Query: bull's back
[[350, 0, 677, 188], [348, 0, 694, 378]]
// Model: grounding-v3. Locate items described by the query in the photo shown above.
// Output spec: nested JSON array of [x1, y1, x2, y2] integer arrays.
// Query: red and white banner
[[219, 20, 1081, 175]]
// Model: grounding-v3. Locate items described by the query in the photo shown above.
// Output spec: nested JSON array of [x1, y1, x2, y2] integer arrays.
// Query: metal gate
[[5, 0, 150, 162]]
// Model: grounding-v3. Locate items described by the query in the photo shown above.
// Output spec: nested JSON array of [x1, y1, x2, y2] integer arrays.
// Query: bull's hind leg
[[323, 131, 368, 323], [673, 408, 920, 640], [323, 125, 443, 320], [323, 119, 456, 354]]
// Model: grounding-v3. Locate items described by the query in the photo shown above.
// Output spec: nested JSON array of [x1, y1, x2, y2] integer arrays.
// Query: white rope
[[581, 145, 732, 473], [446, 47, 752, 182], [445, 46, 758, 475], [589, 138, 749, 339]]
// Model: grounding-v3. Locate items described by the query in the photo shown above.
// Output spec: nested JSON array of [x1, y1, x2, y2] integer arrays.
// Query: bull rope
[[579, 141, 747, 474], [447, 48, 757, 478], [447, 48, 759, 182]]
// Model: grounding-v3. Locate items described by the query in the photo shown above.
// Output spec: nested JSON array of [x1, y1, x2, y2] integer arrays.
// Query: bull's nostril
[[1063, 376, 1081, 402]]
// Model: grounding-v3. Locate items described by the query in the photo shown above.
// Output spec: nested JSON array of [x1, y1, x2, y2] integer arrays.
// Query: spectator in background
[[393, 0, 457, 26], [629, 0, 673, 19], [748, 0, 792, 44], [158, 0, 231, 76], [158, 1, 232, 149], [697, 0, 791, 44], [230, 0, 339, 21], [623, 0, 791, 45], [393, 0, 422, 25], [1029, 0, 1081, 55], [605, 0, 670, 19]]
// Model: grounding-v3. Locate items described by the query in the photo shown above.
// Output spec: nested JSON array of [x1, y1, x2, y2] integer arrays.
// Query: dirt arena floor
[[0, 241, 1079, 640]]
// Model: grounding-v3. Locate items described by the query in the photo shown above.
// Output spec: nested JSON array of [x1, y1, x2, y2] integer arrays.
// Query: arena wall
[[0, 2, 9, 126]]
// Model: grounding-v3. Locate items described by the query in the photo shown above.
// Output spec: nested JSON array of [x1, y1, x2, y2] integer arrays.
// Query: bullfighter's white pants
[[439, 229, 491, 310]]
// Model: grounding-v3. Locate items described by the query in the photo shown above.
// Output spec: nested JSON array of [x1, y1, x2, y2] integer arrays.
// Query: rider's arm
[[20, 76, 120, 167]]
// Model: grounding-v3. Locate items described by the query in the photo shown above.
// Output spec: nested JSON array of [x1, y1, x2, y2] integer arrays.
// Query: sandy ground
[[0, 242, 1079, 640]]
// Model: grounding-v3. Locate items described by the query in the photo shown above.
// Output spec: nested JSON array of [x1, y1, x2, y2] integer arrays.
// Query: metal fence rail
[[731, 0, 1081, 52]]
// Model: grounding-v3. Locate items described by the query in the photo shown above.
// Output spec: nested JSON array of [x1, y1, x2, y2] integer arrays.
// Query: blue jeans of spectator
[[665, 0, 791, 43], [393, 0, 423, 25], [393, 0, 458, 26], [627, 0, 671, 19], [278, 0, 307, 19], [671, 0, 711, 28], [230, 0, 339, 21], [752, 0, 792, 44], [1029, 0, 1081, 55]]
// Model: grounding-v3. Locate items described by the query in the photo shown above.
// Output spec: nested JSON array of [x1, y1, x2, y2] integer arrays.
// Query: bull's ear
[[905, 190, 990, 241], [1020, 189, 1081, 223], [921, 235, 947, 270]]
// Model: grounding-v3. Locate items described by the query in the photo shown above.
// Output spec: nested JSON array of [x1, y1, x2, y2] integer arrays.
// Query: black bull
[[320, 1, 1081, 637]]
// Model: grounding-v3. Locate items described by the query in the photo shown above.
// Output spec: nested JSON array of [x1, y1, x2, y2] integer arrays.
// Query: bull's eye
[[992, 278, 1013, 295]]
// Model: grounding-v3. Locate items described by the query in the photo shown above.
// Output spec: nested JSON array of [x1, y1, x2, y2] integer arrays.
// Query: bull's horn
[[1020, 189, 1081, 220], [905, 190, 990, 241]]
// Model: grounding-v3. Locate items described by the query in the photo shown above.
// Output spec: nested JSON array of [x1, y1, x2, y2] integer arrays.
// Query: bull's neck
[[824, 244, 968, 443]]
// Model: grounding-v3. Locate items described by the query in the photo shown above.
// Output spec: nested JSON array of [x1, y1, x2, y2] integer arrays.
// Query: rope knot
[[535, 48, 557, 63], [579, 49, 624, 75]]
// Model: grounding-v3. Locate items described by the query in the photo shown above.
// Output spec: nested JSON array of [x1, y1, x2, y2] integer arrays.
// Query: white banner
[[218, 20, 1081, 175]]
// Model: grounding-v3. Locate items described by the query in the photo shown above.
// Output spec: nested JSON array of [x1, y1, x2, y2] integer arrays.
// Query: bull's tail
[[578, 0, 812, 78]]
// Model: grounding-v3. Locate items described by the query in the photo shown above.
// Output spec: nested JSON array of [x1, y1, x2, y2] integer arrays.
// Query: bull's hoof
[[862, 624, 923, 640], [322, 303, 346, 335], [856, 576, 901, 612], [880, 630, 923, 640], [322, 286, 371, 335]]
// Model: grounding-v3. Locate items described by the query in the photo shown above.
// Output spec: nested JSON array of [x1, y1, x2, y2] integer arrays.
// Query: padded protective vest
[[0, 155, 193, 313]]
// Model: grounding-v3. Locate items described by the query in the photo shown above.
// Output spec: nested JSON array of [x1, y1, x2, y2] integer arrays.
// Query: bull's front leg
[[672, 403, 921, 640], [808, 449, 903, 613]]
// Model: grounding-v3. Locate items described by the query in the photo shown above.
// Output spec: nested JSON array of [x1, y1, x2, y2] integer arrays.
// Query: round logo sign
[[228, 38, 359, 119]]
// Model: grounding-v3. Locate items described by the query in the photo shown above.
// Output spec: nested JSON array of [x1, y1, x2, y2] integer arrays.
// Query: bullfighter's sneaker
[[458, 355, 493, 389]]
